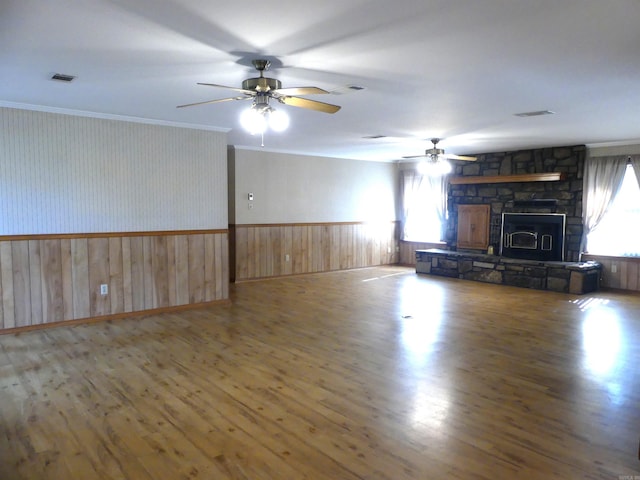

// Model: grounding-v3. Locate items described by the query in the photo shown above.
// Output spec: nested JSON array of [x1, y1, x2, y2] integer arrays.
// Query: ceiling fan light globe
[[416, 161, 431, 175], [417, 158, 451, 176], [240, 108, 267, 135], [268, 109, 289, 132], [438, 159, 452, 175]]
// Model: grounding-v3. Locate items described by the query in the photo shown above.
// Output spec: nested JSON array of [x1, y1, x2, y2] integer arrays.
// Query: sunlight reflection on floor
[[581, 306, 622, 377], [410, 381, 450, 432], [575, 296, 628, 405], [361, 271, 412, 283], [396, 277, 450, 432], [398, 278, 445, 365], [570, 296, 610, 312]]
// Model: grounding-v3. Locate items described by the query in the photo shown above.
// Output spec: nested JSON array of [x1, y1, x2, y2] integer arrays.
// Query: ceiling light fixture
[[403, 138, 475, 175], [417, 155, 452, 176], [240, 95, 289, 137]]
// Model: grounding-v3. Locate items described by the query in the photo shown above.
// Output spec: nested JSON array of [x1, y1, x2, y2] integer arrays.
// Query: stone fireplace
[[447, 145, 585, 262], [415, 145, 601, 294]]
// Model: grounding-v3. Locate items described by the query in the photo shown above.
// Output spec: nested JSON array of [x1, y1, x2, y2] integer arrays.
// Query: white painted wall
[[231, 148, 398, 224], [0, 107, 228, 234]]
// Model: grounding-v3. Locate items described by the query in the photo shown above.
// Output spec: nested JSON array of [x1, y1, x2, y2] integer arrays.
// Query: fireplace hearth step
[[415, 249, 601, 295]]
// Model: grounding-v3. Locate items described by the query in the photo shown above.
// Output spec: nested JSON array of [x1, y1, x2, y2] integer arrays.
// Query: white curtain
[[581, 155, 628, 255], [401, 169, 424, 240], [630, 154, 640, 188], [425, 173, 448, 240], [401, 169, 447, 242]]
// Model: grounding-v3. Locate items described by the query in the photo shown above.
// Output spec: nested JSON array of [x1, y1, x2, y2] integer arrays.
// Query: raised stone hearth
[[416, 249, 601, 294]]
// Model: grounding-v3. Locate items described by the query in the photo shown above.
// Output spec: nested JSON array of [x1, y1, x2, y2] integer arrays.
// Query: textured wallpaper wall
[[231, 148, 398, 225], [0, 107, 228, 234]]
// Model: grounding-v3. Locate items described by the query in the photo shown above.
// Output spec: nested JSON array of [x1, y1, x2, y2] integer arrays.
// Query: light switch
[[248, 193, 254, 201]]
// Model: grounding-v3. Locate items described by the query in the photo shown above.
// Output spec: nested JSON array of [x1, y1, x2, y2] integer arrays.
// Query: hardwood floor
[[1, 266, 639, 479]]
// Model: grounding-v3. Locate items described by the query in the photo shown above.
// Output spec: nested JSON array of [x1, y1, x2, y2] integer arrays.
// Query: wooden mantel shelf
[[449, 172, 566, 185]]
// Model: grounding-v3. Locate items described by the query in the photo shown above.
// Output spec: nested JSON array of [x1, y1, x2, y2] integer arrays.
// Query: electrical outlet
[[100, 284, 108, 296]]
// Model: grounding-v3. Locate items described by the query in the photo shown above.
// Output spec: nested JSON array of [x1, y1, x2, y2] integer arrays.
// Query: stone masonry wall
[[447, 145, 585, 262]]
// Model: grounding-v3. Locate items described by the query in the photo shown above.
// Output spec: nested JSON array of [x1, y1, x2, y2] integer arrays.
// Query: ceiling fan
[[177, 59, 341, 114], [402, 138, 477, 162]]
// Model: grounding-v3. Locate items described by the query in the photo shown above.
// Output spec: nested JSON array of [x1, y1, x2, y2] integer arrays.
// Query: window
[[401, 170, 447, 243], [587, 164, 640, 256]]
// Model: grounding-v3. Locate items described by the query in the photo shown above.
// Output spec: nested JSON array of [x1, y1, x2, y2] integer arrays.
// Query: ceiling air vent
[[331, 84, 366, 95], [51, 73, 76, 82], [514, 110, 555, 117]]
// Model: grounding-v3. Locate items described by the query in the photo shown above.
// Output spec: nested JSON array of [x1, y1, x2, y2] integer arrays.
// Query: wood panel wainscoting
[[0, 230, 229, 333], [398, 240, 447, 266], [583, 254, 640, 292], [230, 222, 399, 282]]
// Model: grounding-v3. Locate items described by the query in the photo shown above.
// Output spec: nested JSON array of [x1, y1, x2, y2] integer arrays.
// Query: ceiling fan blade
[[274, 86, 329, 96], [177, 96, 251, 108], [279, 96, 341, 113], [444, 153, 477, 161], [197, 82, 255, 95], [402, 153, 477, 161]]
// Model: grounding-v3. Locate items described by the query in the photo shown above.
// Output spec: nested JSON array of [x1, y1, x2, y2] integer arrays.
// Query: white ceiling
[[2, 0, 640, 161]]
